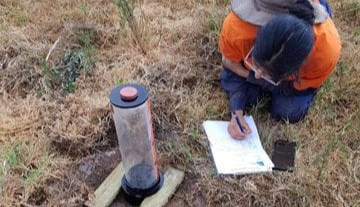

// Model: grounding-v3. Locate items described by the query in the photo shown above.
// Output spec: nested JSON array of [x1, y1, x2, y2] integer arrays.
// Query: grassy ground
[[0, 0, 359, 206]]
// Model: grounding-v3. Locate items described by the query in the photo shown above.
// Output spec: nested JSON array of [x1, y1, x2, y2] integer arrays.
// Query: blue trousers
[[220, 68, 316, 123]]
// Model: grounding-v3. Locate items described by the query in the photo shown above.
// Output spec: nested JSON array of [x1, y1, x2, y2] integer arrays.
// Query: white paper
[[202, 116, 274, 175]]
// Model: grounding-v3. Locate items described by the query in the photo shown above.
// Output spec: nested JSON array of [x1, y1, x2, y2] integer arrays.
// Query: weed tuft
[[115, 0, 147, 54], [40, 29, 96, 94], [354, 27, 360, 37], [0, 141, 50, 205], [337, 1, 360, 26]]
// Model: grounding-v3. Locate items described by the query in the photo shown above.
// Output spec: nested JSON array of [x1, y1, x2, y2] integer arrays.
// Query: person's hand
[[227, 112, 252, 140]]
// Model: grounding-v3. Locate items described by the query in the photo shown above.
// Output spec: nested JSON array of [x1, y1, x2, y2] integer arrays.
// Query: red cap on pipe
[[120, 86, 138, 101]]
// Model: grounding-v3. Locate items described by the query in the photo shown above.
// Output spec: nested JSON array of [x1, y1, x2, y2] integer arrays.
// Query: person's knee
[[270, 105, 309, 123], [270, 94, 314, 123]]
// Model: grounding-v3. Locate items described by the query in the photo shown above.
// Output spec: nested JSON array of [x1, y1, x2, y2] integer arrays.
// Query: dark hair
[[253, 13, 314, 82], [289, 0, 315, 25]]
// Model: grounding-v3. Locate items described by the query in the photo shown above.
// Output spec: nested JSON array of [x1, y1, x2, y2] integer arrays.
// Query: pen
[[232, 112, 246, 134]]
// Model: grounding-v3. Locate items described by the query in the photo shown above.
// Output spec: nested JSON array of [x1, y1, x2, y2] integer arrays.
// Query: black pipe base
[[121, 170, 164, 206]]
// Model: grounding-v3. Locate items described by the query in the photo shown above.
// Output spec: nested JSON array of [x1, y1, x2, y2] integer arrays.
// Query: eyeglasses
[[244, 47, 281, 86]]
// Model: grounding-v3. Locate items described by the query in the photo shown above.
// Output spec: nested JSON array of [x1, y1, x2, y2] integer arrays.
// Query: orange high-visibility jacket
[[219, 12, 341, 90]]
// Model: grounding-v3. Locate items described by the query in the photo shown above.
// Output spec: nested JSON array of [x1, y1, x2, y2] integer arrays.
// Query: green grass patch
[[115, 0, 136, 28], [338, 1, 360, 25], [313, 133, 340, 180], [206, 10, 226, 34], [344, 2, 360, 15], [115, 79, 125, 85], [0, 141, 50, 191], [14, 11, 27, 24], [186, 126, 207, 155], [354, 27, 360, 37], [289, 183, 313, 206], [24, 155, 49, 186], [77, 3, 87, 16], [1, 142, 23, 178], [40, 30, 96, 94], [336, 61, 350, 79], [208, 14, 222, 32]]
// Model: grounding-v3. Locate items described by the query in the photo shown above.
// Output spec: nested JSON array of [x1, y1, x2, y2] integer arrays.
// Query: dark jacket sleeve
[[220, 68, 249, 111]]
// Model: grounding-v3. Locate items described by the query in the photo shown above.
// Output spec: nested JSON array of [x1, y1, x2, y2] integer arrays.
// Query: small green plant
[[313, 133, 340, 180], [75, 30, 96, 57], [1, 143, 23, 177], [186, 127, 206, 155], [40, 30, 96, 94], [115, 79, 124, 85], [78, 3, 87, 16], [0, 141, 50, 197], [15, 11, 27, 24], [321, 75, 334, 94], [41, 51, 95, 93], [335, 61, 350, 91], [115, 0, 147, 54], [339, 1, 360, 23], [63, 49, 95, 92], [180, 145, 194, 163], [259, 125, 277, 148], [345, 2, 360, 15], [24, 155, 49, 186], [208, 14, 223, 32], [215, 0, 231, 6], [206, 0, 227, 33], [116, 0, 136, 28], [354, 27, 360, 37], [205, 105, 219, 119]]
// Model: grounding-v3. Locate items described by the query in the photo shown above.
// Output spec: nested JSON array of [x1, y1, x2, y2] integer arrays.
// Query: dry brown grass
[[0, 0, 359, 206]]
